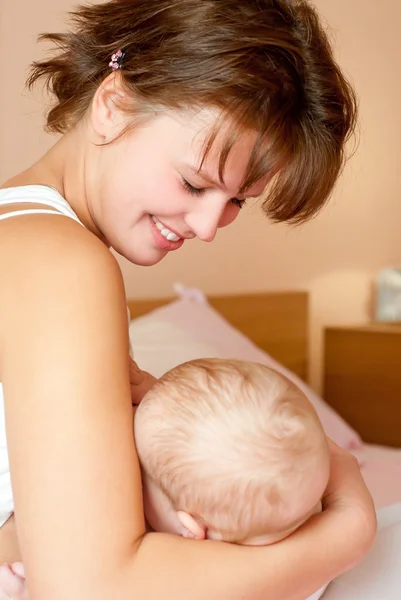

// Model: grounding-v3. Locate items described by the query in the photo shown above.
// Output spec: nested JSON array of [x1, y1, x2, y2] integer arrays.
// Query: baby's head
[[134, 358, 330, 545]]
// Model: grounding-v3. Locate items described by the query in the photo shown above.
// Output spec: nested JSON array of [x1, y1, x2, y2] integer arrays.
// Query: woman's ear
[[90, 72, 126, 140], [176, 511, 206, 540]]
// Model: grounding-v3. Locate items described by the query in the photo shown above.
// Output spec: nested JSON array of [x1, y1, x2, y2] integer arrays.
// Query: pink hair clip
[[109, 49, 126, 71]]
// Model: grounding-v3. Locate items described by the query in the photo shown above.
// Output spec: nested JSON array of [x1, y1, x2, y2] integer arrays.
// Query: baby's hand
[[0, 562, 28, 600]]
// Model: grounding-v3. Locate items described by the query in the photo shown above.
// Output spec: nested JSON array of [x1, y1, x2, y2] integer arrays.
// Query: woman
[[0, 1, 375, 599]]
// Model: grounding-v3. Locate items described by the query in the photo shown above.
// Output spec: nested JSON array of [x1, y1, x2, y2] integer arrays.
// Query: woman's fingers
[[128, 357, 157, 406], [129, 357, 146, 386], [130, 371, 158, 406]]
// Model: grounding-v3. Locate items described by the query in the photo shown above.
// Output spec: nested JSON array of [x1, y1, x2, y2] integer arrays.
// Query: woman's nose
[[184, 201, 230, 242]]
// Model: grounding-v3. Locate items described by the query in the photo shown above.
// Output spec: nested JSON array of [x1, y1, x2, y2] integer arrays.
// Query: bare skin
[[0, 439, 378, 600], [0, 516, 20, 564], [0, 73, 376, 599]]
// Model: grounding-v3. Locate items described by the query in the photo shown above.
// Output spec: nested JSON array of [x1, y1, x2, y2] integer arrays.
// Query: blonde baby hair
[[135, 358, 329, 543]]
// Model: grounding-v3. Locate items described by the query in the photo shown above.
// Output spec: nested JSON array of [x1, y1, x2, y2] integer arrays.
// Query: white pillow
[[130, 317, 223, 378]]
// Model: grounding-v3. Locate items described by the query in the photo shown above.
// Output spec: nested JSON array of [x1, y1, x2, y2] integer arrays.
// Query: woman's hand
[[324, 439, 375, 514], [321, 439, 377, 567], [129, 358, 157, 407]]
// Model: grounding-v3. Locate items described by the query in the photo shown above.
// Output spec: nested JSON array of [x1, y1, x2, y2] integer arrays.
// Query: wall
[[1, 0, 400, 392]]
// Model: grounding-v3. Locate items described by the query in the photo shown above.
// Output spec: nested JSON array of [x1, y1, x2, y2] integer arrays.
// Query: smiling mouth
[[151, 216, 182, 242]]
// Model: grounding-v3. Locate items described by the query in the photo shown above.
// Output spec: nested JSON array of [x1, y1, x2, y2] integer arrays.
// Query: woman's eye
[[231, 198, 246, 209], [182, 179, 205, 196], [182, 178, 245, 209]]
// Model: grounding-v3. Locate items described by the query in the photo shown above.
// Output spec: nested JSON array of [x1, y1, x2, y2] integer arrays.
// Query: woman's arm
[[0, 441, 376, 600], [125, 444, 376, 600], [0, 216, 376, 600]]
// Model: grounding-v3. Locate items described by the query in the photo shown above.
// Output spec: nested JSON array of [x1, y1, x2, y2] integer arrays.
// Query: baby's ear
[[176, 511, 206, 540]]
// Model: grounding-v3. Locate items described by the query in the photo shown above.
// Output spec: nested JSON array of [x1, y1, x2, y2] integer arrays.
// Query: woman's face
[[88, 107, 270, 266]]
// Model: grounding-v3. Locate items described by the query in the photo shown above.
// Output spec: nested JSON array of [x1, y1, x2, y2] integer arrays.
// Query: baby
[[136, 358, 330, 545], [0, 358, 330, 597]]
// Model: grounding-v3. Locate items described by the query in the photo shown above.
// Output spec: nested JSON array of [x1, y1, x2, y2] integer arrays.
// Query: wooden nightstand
[[324, 324, 401, 447]]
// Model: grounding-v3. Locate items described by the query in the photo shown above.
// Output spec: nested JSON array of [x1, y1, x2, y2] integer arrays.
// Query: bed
[[128, 287, 401, 510], [128, 290, 309, 378], [127, 287, 401, 600]]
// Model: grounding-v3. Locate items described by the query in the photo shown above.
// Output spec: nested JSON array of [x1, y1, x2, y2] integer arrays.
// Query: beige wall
[[1, 0, 400, 392]]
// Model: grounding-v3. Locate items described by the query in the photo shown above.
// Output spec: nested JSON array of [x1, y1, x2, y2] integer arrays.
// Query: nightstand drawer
[[324, 326, 401, 447]]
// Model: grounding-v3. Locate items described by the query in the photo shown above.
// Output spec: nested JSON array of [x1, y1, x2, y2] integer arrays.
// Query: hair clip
[[109, 49, 126, 71]]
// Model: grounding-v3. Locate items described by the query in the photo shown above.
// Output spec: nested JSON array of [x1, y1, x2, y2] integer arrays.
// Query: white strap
[[0, 209, 69, 222], [0, 198, 55, 207], [0, 196, 70, 211], [0, 188, 83, 226]]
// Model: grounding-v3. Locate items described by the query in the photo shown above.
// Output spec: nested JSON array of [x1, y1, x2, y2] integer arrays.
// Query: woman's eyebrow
[[186, 165, 225, 188], [185, 164, 265, 198]]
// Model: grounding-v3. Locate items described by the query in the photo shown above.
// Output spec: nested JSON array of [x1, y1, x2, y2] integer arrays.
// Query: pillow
[[129, 318, 223, 378], [129, 291, 363, 450]]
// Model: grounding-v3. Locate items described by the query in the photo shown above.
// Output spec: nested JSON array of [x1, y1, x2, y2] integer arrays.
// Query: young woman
[[0, 1, 375, 599]]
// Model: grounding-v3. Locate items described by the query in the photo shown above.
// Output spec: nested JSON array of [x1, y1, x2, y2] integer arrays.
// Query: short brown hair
[[27, 0, 358, 224]]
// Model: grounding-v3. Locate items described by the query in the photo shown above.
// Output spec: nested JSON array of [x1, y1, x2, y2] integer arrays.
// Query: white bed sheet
[[318, 444, 401, 598], [323, 503, 401, 599], [355, 444, 401, 509]]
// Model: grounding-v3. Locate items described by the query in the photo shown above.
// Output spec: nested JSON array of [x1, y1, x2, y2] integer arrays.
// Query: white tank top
[[0, 185, 84, 526]]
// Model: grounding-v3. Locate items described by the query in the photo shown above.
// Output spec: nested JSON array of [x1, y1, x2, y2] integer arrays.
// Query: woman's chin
[[118, 247, 169, 267]]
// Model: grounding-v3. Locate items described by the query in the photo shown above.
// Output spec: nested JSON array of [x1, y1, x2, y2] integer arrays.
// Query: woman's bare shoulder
[[0, 213, 123, 325]]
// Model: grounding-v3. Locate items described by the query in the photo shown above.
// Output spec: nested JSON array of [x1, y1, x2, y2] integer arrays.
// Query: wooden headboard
[[128, 291, 309, 382]]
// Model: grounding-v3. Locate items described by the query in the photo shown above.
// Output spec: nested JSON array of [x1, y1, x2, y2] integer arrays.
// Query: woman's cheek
[[218, 204, 241, 228]]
